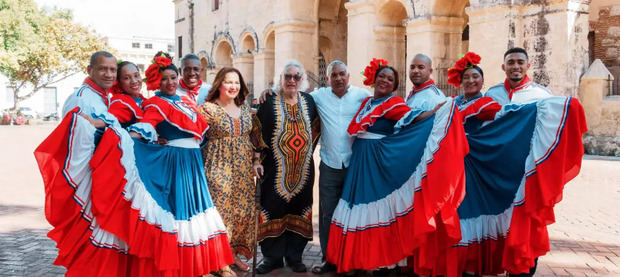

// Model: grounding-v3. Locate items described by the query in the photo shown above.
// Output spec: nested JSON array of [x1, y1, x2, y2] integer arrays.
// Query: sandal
[[217, 266, 237, 277], [232, 255, 250, 272]]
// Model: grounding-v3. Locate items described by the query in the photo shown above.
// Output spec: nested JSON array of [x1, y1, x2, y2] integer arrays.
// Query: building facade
[[174, 0, 619, 96], [174, 0, 620, 155], [0, 36, 174, 118]]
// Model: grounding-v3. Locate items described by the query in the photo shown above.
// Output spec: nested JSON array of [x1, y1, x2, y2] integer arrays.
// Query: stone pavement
[[1, 124, 620, 276]]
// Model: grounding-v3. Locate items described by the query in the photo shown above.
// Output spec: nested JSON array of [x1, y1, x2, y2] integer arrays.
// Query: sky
[[33, 0, 175, 39]]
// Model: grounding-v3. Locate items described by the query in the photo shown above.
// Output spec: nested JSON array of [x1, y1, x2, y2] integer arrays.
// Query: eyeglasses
[[284, 74, 302, 81]]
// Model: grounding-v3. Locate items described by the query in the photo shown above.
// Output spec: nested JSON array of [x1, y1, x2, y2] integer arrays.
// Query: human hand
[[258, 88, 276, 104], [253, 162, 264, 178]]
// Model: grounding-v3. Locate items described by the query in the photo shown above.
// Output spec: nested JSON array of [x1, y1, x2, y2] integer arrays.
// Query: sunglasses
[[284, 74, 302, 81]]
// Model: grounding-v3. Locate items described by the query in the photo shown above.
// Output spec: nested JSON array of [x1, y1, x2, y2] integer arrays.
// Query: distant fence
[[434, 67, 460, 97]]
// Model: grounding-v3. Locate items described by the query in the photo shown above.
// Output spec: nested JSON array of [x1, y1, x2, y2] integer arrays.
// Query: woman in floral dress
[[199, 67, 255, 272]]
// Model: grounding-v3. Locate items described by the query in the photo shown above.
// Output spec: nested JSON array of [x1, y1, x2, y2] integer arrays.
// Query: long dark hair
[[206, 67, 249, 107]]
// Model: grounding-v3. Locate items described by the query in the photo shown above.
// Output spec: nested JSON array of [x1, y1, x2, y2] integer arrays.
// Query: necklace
[[280, 93, 302, 122]]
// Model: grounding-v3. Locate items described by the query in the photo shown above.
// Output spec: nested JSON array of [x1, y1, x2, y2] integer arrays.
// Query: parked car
[[18, 107, 37, 119], [43, 112, 59, 121]]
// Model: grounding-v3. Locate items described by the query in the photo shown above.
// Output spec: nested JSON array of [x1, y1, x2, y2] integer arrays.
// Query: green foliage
[[0, 0, 109, 108]]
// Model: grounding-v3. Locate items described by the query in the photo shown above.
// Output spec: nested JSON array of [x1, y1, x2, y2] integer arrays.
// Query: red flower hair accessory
[[144, 55, 173, 91], [362, 58, 389, 86], [446, 52, 482, 88]]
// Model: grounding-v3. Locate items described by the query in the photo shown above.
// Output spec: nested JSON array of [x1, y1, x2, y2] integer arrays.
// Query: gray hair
[[327, 60, 348, 76], [180, 53, 201, 67], [412, 53, 432, 67], [274, 59, 309, 92], [89, 51, 115, 67]]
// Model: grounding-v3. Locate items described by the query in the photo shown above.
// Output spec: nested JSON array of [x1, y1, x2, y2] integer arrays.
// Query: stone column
[[466, 4, 515, 91], [579, 59, 612, 133], [253, 49, 275, 98], [232, 53, 255, 92], [405, 16, 465, 93], [274, 20, 317, 78], [467, 0, 590, 95], [579, 59, 620, 155], [345, 0, 377, 87], [519, 0, 589, 97]]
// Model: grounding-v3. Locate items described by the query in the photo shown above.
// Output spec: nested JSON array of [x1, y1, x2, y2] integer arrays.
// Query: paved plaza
[[1, 124, 619, 276]]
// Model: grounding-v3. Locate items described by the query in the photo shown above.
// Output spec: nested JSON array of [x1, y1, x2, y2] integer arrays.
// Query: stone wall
[[579, 59, 620, 156], [591, 5, 620, 67]]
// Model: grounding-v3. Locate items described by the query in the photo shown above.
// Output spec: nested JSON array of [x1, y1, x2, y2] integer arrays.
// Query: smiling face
[[461, 68, 484, 97], [218, 72, 240, 102], [502, 52, 530, 83], [118, 64, 142, 97], [160, 69, 178, 96], [281, 66, 302, 94], [409, 57, 432, 87], [328, 64, 349, 94], [87, 55, 117, 89], [374, 67, 396, 98], [181, 58, 203, 88]]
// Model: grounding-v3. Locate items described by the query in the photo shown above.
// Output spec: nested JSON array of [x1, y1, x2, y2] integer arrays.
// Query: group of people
[[33, 46, 587, 277]]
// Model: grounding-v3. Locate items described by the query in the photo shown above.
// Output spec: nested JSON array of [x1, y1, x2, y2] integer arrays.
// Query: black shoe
[[311, 262, 337, 274], [255, 260, 284, 274], [289, 262, 307, 273]]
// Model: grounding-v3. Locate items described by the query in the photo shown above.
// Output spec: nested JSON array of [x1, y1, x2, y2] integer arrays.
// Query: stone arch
[[211, 31, 237, 55], [239, 27, 259, 53], [375, 0, 408, 96], [262, 22, 276, 50], [200, 57, 208, 81], [213, 39, 234, 68], [318, 0, 348, 64], [429, 0, 468, 17], [376, 0, 415, 19]]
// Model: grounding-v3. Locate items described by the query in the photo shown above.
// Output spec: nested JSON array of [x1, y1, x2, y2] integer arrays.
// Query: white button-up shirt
[[311, 85, 371, 169]]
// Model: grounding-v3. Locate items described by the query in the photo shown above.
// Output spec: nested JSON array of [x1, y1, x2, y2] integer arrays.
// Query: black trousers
[[318, 162, 347, 261], [259, 231, 308, 265]]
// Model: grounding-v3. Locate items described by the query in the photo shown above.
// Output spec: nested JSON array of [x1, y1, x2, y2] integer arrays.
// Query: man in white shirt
[[485, 47, 552, 105], [259, 61, 371, 274], [310, 61, 371, 274], [406, 54, 446, 111], [63, 51, 119, 129]]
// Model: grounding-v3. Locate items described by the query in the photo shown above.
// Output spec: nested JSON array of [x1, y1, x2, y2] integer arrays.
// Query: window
[[132, 42, 140, 48], [212, 0, 219, 11], [177, 36, 183, 58], [168, 44, 174, 53], [145, 43, 153, 49]]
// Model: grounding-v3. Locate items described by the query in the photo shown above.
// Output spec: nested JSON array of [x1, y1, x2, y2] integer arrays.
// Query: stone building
[[174, 0, 620, 154]]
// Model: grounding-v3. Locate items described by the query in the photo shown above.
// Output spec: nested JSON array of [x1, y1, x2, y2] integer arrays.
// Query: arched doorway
[[264, 31, 276, 89], [200, 57, 208, 81], [214, 40, 233, 69], [237, 33, 257, 95], [318, 0, 348, 64], [376, 0, 408, 96], [427, 0, 469, 96]]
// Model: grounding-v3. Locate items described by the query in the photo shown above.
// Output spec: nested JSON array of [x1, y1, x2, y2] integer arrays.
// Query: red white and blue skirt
[[34, 108, 233, 277], [437, 96, 587, 276], [326, 99, 469, 273]]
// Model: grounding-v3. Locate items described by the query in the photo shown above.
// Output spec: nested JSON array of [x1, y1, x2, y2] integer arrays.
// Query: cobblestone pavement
[[1, 124, 619, 276]]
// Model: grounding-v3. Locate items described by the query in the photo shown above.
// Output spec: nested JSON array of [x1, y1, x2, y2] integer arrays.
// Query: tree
[[0, 0, 109, 110]]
